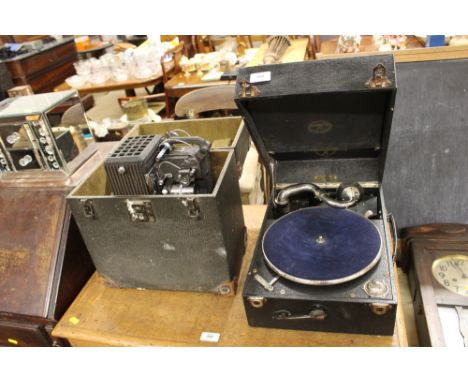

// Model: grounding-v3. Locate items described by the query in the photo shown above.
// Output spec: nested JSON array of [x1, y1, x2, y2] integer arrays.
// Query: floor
[[85, 90, 421, 346]]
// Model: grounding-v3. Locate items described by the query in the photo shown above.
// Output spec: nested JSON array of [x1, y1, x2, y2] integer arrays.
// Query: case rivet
[[369, 303, 392, 315], [218, 285, 231, 295], [248, 296, 265, 308]]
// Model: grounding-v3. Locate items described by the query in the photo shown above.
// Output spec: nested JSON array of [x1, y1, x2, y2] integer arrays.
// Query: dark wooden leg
[[165, 94, 172, 118], [125, 88, 136, 97]]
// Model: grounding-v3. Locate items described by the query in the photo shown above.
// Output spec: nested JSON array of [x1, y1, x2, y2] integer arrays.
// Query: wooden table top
[[52, 205, 408, 347], [316, 36, 468, 63], [55, 74, 163, 95], [164, 72, 233, 98], [77, 42, 113, 55]]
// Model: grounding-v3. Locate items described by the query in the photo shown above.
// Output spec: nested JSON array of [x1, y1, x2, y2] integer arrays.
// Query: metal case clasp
[[80, 199, 95, 219], [181, 197, 201, 219], [366, 63, 392, 88], [239, 80, 261, 98]]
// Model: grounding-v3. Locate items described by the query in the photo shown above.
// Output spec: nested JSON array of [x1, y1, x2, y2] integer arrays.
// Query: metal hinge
[[126, 200, 155, 222], [239, 80, 261, 98], [80, 199, 95, 219], [365, 63, 392, 88], [181, 197, 201, 219]]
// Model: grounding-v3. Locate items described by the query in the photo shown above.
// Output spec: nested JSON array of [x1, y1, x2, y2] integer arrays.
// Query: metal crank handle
[[273, 306, 327, 321]]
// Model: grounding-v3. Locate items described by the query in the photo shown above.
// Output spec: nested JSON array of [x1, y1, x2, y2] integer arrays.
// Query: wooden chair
[[174, 85, 237, 119], [161, 42, 185, 83], [191, 36, 214, 54], [161, 42, 184, 116]]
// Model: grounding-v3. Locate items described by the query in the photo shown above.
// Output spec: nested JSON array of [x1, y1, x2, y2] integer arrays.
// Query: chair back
[[174, 85, 237, 118], [161, 41, 185, 83]]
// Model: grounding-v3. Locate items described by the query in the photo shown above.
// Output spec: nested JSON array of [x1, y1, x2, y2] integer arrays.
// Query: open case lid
[[234, 55, 397, 186]]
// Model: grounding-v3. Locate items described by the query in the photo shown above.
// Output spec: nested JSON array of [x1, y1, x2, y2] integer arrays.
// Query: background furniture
[[161, 42, 185, 115], [0, 142, 115, 347], [401, 224, 468, 346], [315, 35, 468, 62], [76, 41, 113, 60], [1, 37, 77, 93], [245, 37, 309, 66], [0, 35, 49, 44], [55, 74, 164, 97], [164, 38, 309, 116], [56, 42, 185, 100], [0, 62, 13, 101], [52, 205, 408, 346], [174, 85, 237, 118], [165, 73, 232, 98]]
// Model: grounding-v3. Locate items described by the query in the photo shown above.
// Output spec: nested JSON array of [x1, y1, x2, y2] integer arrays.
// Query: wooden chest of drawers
[[2, 38, 78, 93]]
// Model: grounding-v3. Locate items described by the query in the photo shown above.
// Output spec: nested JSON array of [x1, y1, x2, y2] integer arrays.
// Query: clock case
[[235, 55, 399, 335], [402, 223, 468, 346]]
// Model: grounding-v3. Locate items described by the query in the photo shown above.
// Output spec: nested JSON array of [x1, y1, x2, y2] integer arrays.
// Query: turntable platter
[[262, 207, 382, 285]]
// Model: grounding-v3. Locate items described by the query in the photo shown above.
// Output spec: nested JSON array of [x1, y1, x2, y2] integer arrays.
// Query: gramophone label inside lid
[[250, 71, 271, 83]]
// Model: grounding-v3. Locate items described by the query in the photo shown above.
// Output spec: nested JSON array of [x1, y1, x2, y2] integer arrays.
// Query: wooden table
[[55, 74, 163, 96], [52, 205, 408, 347], [77, 42, 113, 60], [316, 36, 468, 63], [164, 72, 233, 99]]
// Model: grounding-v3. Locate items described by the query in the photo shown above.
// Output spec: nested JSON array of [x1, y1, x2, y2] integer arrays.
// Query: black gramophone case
[[235, 55, 399, 335]]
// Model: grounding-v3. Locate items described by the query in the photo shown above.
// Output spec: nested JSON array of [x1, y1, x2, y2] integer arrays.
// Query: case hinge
[[126, 200, 155, 222], [239, 80, 261, 98], [365, 63, 392, 88], [181, 197, 201, 219], [80, 199, 95, 219]]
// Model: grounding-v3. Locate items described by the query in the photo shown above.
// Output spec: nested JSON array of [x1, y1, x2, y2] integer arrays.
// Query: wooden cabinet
[[0, 187, 94, 346], [2, 38, 78, 93], [0, 143, 115, 347]]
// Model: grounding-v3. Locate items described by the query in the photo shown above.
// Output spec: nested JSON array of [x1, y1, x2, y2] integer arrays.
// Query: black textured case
[[235, 55, 398, 335]]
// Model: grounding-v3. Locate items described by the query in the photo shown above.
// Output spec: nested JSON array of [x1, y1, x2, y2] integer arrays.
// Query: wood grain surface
[[316, 36, 468, 63], [53, 205, 407, 346]]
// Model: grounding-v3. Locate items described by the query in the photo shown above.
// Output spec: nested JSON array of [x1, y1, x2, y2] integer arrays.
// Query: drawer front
[[0, 319, 52, 347], [29, 60, 76, 93], [22, 42, 77, 77]]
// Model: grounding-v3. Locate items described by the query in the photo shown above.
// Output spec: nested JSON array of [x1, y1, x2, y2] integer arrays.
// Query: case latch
[[365, 63, 392, 88], [126, 200, 155, 222], [181, 197, 201, 219], [80, 199, 95, 219], [239, 80, 261, 97]]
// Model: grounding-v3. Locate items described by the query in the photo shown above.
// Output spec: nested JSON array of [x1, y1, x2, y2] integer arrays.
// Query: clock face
[[432, 255, 468, 297]]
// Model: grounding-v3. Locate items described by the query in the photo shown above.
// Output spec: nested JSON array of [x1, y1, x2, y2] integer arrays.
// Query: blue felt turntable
[[262, 207, 382, 285]]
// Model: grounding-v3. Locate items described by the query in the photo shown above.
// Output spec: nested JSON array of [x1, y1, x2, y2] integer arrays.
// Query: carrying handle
[[387, 212, 398, 263]]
